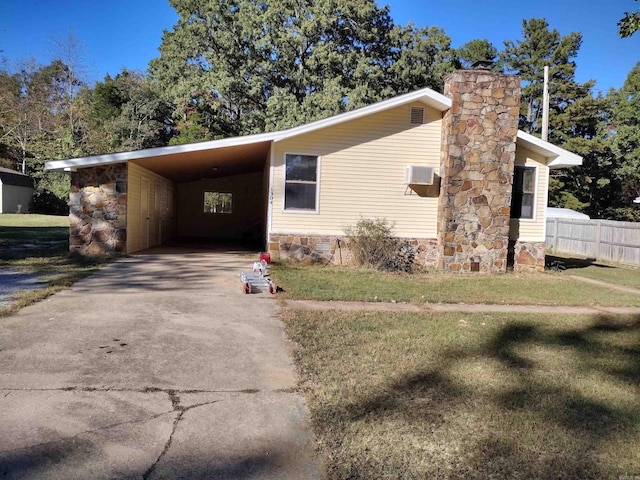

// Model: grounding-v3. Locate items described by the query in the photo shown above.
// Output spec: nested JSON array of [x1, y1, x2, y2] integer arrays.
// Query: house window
[[284, 154, 318, 211], [204, 192, 232, 214], [511, 166, 535, 219]]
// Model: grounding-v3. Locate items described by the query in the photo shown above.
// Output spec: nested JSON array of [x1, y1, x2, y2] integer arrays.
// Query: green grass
[[283, 309, 640, 479], [548, 255, 640, 290], [270, 263, 640, 307], [0, 214, 68, 247], [0, 214, 69, 227]]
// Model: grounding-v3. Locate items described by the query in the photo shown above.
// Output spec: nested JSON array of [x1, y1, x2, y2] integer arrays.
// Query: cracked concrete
[[0, 246, 323, 479]]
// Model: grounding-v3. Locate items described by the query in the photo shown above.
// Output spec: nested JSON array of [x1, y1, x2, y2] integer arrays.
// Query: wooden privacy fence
[[546, 218, 640, 266]]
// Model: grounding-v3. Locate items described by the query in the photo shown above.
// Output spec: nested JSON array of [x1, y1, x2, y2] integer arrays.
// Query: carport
[[46, 132, 278, 256], [128, 140, 272, 252]]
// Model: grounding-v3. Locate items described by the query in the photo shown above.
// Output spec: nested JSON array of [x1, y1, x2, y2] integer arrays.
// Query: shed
[[0, 168, 34, 214]]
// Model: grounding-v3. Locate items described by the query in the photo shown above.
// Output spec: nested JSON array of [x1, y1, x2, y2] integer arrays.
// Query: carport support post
[[69, 163, 127, 256]]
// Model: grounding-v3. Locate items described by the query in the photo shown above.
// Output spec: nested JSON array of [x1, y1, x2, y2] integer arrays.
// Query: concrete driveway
[[0, 247, 323, 479]]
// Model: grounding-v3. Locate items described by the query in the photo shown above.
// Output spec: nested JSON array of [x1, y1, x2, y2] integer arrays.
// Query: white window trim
[[282, 152, 321, 214], [513, 164, 538, 222]]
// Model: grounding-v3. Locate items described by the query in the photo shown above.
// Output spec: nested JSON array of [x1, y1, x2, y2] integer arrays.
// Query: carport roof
[[44, 86, 581, 175]]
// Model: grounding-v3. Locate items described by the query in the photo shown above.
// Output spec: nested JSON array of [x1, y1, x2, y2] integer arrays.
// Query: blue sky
[[1, 0, 638, 94]]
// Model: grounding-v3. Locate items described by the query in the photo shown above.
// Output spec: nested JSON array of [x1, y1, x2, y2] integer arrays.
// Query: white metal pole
[[542, 65, 550, 141]]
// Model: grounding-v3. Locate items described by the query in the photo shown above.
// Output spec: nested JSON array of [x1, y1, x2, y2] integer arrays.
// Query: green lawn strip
[[0, 226, 69, 246], [549, 255, 640, 291], [0, 214, 68, 227], [0, 214, 69, 247], [282, 309, 640, 479], [270, 263, 640, 306]]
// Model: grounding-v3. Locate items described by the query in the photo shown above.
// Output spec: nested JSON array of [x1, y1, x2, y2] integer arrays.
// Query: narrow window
[[284, 154, 318, 211], [410, 106, 425, 124], [511, 166, 535, 219], [204, 192, 232, 214]]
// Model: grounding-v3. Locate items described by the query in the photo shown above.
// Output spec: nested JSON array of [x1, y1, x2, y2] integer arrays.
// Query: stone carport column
[[436, 70, 521, 273]]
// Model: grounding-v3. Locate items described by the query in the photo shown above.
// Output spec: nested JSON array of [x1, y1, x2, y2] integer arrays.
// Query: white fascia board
[[44, 130, 283, 171], [273, 88, 452, 143], [516, 130, 582, 169]]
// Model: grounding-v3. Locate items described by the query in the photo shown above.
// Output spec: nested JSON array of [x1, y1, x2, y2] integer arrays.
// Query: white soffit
[[45, 131, 283, 172], [516, 130, 582, 168]]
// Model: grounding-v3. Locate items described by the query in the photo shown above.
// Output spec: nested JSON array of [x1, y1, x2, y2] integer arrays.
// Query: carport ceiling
[[131, 141, 271, 183]]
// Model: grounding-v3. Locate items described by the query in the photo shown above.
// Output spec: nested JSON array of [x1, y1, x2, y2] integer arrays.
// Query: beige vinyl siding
[[127, 162, 175, 253], [271, 102, 442, 238], [509, 145, 549, 242]]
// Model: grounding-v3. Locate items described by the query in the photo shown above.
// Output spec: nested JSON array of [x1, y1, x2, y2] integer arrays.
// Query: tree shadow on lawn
[[0, 226, 68, 246], [312, 314, 640, 479]]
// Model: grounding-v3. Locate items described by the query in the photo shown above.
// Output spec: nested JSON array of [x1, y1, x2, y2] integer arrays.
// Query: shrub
[[344, 218, 415, 272], [30, 189, 68, 215]]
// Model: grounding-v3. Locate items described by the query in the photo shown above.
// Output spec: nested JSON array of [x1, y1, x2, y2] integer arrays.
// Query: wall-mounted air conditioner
[[405, 166, 434, 185]]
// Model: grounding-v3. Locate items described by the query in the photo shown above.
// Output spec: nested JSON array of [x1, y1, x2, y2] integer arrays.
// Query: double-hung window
[[284, 154, 318, 211], [511, 166, 536, 219]]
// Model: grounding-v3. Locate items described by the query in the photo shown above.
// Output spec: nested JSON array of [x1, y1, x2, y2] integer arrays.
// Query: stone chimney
[[436, 70, 521, 273]]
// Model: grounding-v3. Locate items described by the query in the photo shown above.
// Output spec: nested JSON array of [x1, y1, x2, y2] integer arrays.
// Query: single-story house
[[46, 68, 582, 273], [0, 167, 34, 214]]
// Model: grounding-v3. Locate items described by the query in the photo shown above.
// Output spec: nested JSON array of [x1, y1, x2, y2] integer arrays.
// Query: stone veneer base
[[268, 234, 438, 269], [510, 241, 546, 272], [269, 234, 545, 273]]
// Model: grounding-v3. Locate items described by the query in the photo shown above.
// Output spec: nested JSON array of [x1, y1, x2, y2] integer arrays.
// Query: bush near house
[[344, 218, 415, 272]]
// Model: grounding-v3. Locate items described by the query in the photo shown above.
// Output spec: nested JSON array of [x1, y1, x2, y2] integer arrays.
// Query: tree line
[[1, 0, 638, 220]]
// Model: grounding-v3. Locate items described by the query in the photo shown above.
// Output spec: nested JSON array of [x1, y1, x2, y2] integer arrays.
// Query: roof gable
[[516, 130, 582, 168], [0, 168, 34, 188]]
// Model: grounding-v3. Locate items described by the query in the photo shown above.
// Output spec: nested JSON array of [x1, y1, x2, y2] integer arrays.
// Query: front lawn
[[0, 214, 108, 316], [0, 214, 68, 247], [548, 255, 640, 290], [270, 263, 640, 307], [283, 309, 640, 479]]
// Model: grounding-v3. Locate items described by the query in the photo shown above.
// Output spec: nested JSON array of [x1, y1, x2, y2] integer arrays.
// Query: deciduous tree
[[76, 70, 174, 154], [150, 0, 456, 141]]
